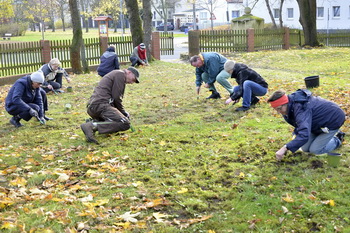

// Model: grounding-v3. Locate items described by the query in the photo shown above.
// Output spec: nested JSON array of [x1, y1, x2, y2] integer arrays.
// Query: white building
[[159, 0, 350, 30]]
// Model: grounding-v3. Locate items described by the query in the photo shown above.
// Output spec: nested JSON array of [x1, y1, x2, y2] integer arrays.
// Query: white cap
[[30, 71, 44, 83]]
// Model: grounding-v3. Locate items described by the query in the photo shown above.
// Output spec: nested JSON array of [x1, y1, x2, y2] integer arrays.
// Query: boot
[[44, 115, 53, 121], [81, 122, 99, 144], [251, 96, 260, 106], [206, 91, 221, 99], [10, 116, 23, 128]]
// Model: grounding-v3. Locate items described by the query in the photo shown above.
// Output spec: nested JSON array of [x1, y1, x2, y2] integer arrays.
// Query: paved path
[[160, 33, 188, 63]]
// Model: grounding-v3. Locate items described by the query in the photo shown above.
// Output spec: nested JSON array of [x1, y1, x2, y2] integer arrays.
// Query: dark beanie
[[107, 46, 115, 52]]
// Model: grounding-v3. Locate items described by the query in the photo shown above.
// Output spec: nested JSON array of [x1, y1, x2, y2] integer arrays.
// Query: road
[[160, 31, 188, 63]]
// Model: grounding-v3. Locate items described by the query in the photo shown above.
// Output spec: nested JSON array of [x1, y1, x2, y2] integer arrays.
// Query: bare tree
[[296, 0, 319, 46], [151, 0, 179, 32], [125, 0, 143, 46], [196, 0, 225, 30]]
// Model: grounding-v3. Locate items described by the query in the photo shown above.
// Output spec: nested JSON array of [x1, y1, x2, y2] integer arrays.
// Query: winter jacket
[[195, 52, 227, 86], [97, 51, 120, 77], [5, 76, 44, 117], [87, 70, 127, 116], [40, 63, 68, 86], [284, 89, 345, 152], [230, 63, 268, 100]]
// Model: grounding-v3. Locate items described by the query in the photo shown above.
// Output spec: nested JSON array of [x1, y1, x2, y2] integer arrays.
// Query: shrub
[[0, 22, 28, 36]]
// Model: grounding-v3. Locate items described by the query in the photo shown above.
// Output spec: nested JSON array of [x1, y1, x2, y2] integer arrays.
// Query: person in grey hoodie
[[97, 45, 120, 77]]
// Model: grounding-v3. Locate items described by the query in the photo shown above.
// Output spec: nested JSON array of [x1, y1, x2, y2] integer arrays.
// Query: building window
[[287, 8, 293, 19], [200, 12, 207, 20], [231, 10, 240, 18], [274, 9, 280, 19], [317, 7, 324, 18], [333, 6, 340, 17], [153, 11, 156, 19]]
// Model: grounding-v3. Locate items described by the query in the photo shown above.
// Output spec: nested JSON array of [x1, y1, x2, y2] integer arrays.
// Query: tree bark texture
[[142, 0, 153, 60], [297, 0, 319, 46], [68, 0, 83, 73], [125, 0, 143, 47], [265, 0, 277, 28]]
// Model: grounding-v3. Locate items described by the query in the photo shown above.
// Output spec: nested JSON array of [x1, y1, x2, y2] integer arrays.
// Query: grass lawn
[[4, 28, 187, 42], [0, 47, 349, 232]]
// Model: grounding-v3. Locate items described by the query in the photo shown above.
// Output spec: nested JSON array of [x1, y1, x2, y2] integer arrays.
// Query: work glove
[[29, 108, 38, 117], [39, 117, 46, 125]]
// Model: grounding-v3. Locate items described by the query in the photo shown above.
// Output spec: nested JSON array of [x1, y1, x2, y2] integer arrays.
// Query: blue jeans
[[301, 129, 342, 154], [233, 80, 268, 107]]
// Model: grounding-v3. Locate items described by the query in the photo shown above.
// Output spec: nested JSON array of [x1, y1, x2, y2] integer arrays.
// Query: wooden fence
[[0, 32, 173, 83], [189, 28, 350, 56]]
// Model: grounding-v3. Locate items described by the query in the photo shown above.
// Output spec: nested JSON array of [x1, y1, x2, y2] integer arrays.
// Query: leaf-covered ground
[[0, 48, 349, 232]]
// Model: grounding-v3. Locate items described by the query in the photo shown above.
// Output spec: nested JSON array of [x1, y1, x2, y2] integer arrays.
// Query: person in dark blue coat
[[97, 45, 120, 77], [5, 72, 47, 127], [190, 52, 232, 99], [267, 89, 346, 161], [224, 60, 268, 111]]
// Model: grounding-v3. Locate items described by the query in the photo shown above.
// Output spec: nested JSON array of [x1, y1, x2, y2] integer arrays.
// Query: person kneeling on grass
[[80, 67, 140, 144], [5, 71, 47, 127], [224, 60, 268, 111], [267, 89, 346, 161]]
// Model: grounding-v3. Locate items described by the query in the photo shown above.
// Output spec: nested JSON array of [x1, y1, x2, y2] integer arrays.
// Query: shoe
[[251, 96, 260, 106], [235, 106, 250, 111], [44, 116, 53, 121], [206, 91, 221, 99], [10, 116, 23, 127], [81, 122, 99, 144], [336, 131, 345, 142], [55, 89, 64, 93]]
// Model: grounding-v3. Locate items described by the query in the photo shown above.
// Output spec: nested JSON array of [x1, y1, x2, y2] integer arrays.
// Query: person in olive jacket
[[268, 89, 346, 161], [80, 67, 140, 144], [224, 60, 268, 111], [5, 71, 47, 127]]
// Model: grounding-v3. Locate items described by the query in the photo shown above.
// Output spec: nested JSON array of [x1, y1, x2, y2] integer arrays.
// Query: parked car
[[156, 22, 174, 31], [179, 23, 193, 32]]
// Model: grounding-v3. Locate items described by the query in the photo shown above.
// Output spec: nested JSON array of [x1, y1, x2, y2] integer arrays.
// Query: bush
[[0, 22, 28, 36]]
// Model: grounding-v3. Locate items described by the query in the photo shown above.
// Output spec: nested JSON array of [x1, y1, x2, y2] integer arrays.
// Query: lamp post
[[120, 0, 124, 36]]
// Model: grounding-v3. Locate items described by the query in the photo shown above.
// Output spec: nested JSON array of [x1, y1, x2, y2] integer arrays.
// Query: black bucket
[[304, 75, 319, 89]]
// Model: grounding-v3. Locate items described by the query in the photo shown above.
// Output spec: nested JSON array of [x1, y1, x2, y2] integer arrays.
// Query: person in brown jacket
[[80, 67, 140, 144]]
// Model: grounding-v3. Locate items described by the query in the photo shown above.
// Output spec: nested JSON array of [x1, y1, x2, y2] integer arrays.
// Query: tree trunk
[[69, 0, 83, 74], [125, 0, 144, 46], [279, 0, 285, 28], [265, 0, 277, 28], [296, 0, 319, 46], [142, 0, 153, 60]]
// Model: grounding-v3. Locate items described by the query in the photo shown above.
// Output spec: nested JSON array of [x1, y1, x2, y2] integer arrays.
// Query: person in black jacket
[[97, 45, 120, 77], [267, 89, 346, 161], [40, 58, 71, 93], [224, 60, 268, 111]]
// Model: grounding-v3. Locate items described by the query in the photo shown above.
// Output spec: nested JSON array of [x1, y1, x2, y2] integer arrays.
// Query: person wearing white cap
[[39, 58, 71, 93], [130, 43, 149, 67], [5, 72, 47, 127]]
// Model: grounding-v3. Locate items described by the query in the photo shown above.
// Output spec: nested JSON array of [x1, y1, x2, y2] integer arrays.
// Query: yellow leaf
[[239, 172, 245, 179], [208, 230, 216, 233], [42, 154, 55, 161], [329, 200, 335, 206], [282, 193, 294, 203], [1, 222, 16, 229], [177, 188, 188, 194], [9, 177, 27, 187], [159, 141, 166, 146], [114, 222, 130, 229]]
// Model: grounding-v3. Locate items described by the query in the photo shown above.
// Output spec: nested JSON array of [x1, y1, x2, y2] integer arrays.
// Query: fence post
[[99, 36, 108, 55], [40, 40, 51, 64], [188, 30, 200, 56], [247, 28, 254, 52], [151, 32, 161, 60], [283, 27, 290, 50]]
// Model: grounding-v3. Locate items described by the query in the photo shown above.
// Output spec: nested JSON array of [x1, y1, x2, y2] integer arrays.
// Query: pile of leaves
[[0, 47, 349, 232]]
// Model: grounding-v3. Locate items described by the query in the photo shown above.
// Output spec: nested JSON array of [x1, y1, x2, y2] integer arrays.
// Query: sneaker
[[235, 106, 250, 111], [81, 122, 99, 144], [10, 116, 23, 127], [206, 91, 221, 99], [54, 89, 65, 93], [251, 96, 260, 106], [336, 131, 345, 143], [44, 116, 53, 121]]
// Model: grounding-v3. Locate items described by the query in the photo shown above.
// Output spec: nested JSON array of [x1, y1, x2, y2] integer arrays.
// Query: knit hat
[[127, 67, 140, 83], [139, 43, 145, 49], [224, 60, 236, 72], [30, 71, 44, 83], [107, 45, 116, 52]]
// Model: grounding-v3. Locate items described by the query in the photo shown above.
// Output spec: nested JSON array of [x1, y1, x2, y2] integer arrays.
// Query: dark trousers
[[130, 57, 144, 67], [43, 73, 63, 92], [87, 104, 130, 134]]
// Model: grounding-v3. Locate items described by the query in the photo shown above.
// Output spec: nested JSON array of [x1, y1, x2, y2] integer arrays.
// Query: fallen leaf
[[119, 211, 140, 223], [282, 193, 294, 203], [177, 188, 188, 194]]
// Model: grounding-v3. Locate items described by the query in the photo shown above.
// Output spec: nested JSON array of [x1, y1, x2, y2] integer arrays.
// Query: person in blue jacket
[[5, 71, 47, 127], [224, 60, 268, 111], [190, 52, 232, 99], [267, 89, 346, 161], [97, 45, 120, 77]]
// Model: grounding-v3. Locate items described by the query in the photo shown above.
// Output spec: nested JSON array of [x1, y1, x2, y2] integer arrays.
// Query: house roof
[[94, 16, 113, 21]]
